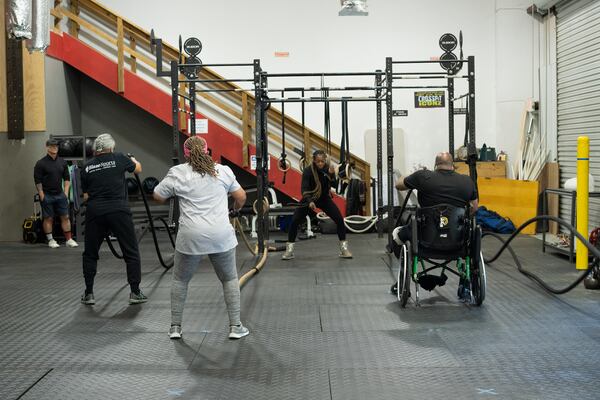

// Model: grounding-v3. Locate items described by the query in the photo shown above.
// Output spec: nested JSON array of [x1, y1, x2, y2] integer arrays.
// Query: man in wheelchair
[[390, 152, 484, 306]]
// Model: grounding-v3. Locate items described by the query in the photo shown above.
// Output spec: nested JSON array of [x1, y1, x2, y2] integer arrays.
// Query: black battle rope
[[483, 215, 600, 294], [106, 174, 175, 269]]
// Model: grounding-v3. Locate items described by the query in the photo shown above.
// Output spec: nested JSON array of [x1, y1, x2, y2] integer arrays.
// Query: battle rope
[[482, 215, 600, 295]]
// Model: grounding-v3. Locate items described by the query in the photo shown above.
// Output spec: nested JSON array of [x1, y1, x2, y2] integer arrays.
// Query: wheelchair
[[393, 202, 486, 307]]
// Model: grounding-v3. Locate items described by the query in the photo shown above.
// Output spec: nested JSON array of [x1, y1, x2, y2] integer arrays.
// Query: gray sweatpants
[[171, 248, 241, 327]]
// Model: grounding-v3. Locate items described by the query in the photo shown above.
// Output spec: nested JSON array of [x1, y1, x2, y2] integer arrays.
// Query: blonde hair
[[185, 136, 216, 177]]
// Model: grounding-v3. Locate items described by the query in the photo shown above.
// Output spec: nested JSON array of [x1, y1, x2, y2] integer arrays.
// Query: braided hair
[[184, 136, 216, 177], [302, 150, 327, 202]]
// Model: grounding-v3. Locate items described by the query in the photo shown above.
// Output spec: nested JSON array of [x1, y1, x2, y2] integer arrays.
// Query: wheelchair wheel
[[470, 225, 486, 306], [397, 242, 411, 307]]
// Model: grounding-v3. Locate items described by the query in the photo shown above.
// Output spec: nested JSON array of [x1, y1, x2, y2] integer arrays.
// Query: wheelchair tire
[[469, 225, 485, 306], [471, 251, 486, 306], [397, 242, 411, 307]]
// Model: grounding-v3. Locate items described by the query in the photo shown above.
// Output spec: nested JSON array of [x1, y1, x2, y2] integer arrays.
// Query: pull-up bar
[[263, 71, 384, 78]]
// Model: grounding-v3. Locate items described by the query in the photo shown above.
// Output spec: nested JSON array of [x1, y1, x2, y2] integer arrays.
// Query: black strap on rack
[[278, 90, 290, 184], [323, 87, 331, 155]]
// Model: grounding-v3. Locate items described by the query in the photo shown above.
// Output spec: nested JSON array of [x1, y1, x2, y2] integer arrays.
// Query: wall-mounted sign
[[453, 108, 467, 115], [250, 155, 271, 170], [393, 110, 408, 117], [188, 118, 209, 134], [414, 91, 445, 108]]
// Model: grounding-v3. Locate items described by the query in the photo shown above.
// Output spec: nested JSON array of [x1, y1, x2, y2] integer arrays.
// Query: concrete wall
[[0, 58, 81, 241], [80, 75, 173, 182]]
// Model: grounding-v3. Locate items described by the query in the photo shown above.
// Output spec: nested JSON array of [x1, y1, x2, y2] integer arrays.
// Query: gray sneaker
[[229, 324, 250, 339], [281, 242, 295, 260], [169, 325, 182, 340], [129, 291, 148, 304], [81, 292, 95, 305], [339, 240, 353, 258]]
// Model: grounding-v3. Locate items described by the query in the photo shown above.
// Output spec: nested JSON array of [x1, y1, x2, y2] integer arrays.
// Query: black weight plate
[[183, 57, 202, 79], [439, 52, 458, 71], [183, 37, 202, 57], [439, 33, 458, 52]]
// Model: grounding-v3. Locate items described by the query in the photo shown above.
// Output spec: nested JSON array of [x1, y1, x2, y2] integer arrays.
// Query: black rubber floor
[[0, 232, 598, 399]]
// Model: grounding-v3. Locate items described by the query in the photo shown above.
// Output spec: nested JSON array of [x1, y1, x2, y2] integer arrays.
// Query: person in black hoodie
[[282, 150, 352, 260]]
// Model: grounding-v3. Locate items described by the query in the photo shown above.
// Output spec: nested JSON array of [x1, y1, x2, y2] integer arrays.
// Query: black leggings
[[82, 211, 141, 293], [288, 196, 346, 242]]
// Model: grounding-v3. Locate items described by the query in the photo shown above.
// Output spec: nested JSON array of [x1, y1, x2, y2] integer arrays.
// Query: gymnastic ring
[[252, 196, 270, 215], [277, 157, 291, 172], [299, 157, 307, 170]]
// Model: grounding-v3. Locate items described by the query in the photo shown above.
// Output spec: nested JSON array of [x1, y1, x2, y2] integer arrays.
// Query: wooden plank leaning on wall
[[0, 0, 47, 133]]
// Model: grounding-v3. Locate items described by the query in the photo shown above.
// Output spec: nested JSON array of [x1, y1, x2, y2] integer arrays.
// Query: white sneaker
[[48, 239, 59, 249], [169, 325, 182, 340], [229, 324, 250, 339], [66, 239, 79, 248]]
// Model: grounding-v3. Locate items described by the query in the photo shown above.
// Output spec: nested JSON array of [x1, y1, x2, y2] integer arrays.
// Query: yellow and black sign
[[414, 91, 445, 108]]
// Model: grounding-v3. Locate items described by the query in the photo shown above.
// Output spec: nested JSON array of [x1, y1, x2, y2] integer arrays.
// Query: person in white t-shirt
[[153, 136, 248, 340]]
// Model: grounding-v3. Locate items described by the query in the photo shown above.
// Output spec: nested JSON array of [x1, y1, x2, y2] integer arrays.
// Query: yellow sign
[[414, 91, 445, 108]]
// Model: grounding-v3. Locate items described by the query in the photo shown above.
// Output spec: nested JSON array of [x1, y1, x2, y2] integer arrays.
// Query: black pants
[[288, 196, 346, 242], [82, 211, 141, 293]]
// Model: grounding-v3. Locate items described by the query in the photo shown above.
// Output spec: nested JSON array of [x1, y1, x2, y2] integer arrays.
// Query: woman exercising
[[153, 136, 249, 340], [282, 150, 352, 260]]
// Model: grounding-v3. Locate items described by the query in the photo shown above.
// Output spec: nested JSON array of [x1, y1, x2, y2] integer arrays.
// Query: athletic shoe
[[48, 239, 59, 249], [129, 291, 148, 304], [81, 292, 95, 305], [339, 240, 353, 258], [281, 242, 295, 260], [65, 239, 79, 248], [229, 324, 250, 339], [169, 325, 182, 340]]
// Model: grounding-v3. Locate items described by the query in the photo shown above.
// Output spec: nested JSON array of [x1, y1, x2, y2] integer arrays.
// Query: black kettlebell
[[583, 264, 600, 290]]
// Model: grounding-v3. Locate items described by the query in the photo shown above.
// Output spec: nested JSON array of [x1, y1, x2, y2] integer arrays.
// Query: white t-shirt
[[154, 163, 241, 255]]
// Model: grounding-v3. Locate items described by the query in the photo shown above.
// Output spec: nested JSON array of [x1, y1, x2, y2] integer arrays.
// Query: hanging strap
[[278, 90, 290, 183], [300, 89, 306, 168], [322, 75, 331, 155]]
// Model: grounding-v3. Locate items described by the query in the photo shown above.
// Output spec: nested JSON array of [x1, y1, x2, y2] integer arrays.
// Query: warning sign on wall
[[414, 91, 445, 108]]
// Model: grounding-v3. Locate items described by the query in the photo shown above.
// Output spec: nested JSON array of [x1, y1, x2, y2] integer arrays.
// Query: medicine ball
[[85, 137, 96, 157], [142, 177, 159, 194], [58, 138, 76, 157], [126, 177, 139, 196]]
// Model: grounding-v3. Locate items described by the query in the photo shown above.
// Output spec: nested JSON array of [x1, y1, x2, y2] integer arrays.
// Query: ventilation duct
[[339, 0, 368, 16], [5, 0, 32, 39], [28, 0, 51, 52]]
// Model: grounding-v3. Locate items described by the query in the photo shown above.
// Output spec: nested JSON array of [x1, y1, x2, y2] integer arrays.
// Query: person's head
[[93, 133, 116, 155], [184, 136, 216, 176], [183, 136, 208, 159], [46, 138, 59, 159], [312, 150, 328, 170], [434, 152, 454, 171]]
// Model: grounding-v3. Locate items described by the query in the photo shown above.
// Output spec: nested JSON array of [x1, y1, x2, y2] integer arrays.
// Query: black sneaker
[[81, 292, 95, 305], [129, 291, 148, 305]]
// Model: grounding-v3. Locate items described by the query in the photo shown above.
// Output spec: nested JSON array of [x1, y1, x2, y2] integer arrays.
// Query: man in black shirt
[[393, 152, 478, 243], [80, 133, 147, 306], [33, 138, 78, 248], [392, 152, 478, 299], [281, 150, 352, 260]]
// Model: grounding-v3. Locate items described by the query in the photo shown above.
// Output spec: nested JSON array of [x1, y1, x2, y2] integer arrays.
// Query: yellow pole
[[576, 136, 589, 270]]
